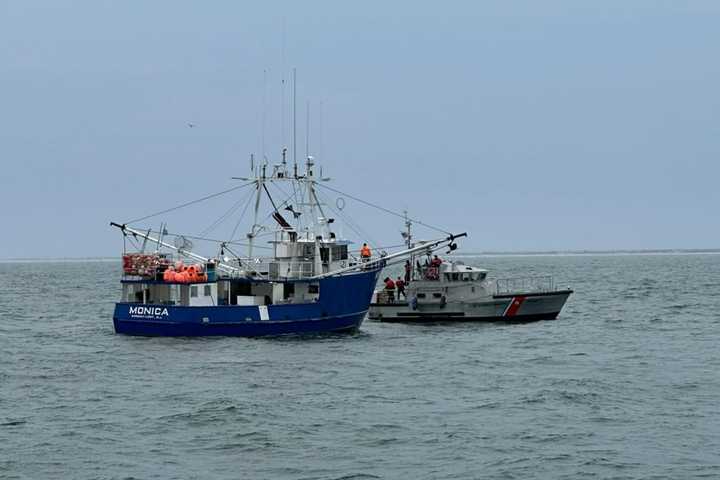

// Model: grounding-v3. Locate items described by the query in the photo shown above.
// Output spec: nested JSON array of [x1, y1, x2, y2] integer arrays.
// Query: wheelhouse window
[[190, 286, 198, 298], [332, 245, 348, 260], [203, 285, 212, 296]]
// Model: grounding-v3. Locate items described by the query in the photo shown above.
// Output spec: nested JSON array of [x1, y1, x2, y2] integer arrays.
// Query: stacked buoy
[[162, 262, 208, 283]]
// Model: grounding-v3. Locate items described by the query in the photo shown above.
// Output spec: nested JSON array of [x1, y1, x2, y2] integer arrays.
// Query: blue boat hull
[[112, 269, 380, 337], [113, 309, 368, 337]]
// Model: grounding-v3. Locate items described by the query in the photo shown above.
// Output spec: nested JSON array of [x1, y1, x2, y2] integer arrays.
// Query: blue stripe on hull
[[113, 311, 367, 337], [112, 268, 380, 337]]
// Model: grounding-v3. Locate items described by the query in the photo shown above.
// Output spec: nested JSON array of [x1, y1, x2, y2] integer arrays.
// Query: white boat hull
[[368, 289, 573, 322]]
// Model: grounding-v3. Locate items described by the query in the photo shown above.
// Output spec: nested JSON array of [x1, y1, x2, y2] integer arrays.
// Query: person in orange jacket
[[384, 277, 396, 302], [360, 243, 372, 262], [395, 276, 406, 300]]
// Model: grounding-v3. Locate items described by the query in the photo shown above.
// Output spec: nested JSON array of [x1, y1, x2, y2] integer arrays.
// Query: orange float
[[186, 265, 197, 282], [163, 267, 174, 282]]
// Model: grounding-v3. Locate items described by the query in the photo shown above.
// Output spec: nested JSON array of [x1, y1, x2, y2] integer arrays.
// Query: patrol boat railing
[[495, 276, 555, 295]]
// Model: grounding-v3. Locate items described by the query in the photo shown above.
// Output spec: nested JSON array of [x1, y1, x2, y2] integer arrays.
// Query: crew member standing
[[360, 243, 372, 262], [395, 276, 406, 300], [384, 276, 396, 302], [404, 260, 412, 283]]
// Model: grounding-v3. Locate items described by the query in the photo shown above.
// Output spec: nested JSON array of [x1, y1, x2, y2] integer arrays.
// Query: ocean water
[[1, 254, 719, 479]]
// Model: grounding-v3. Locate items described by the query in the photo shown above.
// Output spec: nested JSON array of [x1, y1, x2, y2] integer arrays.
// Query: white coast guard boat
[[368, 219, 572, 323]]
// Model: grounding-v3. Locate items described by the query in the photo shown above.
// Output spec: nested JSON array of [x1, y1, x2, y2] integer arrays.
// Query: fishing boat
[[110, 149, 464, 337], [368, 219, 573, 323]]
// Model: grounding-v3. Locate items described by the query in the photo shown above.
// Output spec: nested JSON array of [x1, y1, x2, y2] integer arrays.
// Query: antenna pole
[[261, 69, 267, 164], [281, 17, 286, 150], [292, 68, 297, 175], [404, 210, 412, 249], [305, 100, 310, 159], [319, 100, 323, 163]]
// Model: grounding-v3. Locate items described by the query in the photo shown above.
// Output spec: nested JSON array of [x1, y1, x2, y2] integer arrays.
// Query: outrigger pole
[[110, 222, 240, 274], [310, 233, 467, 280]]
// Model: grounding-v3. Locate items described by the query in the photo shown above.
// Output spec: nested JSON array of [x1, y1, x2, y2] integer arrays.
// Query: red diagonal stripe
[[504, 296, 526, 317]]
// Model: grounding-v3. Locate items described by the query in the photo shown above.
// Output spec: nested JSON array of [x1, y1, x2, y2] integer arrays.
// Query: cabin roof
[[441, 262, 487, 274], [267, 239, 353, 245]]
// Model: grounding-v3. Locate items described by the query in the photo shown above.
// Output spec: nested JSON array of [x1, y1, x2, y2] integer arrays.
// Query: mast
[[404, 210, 414, 280], [248, 163, 265, 260], [404, 210, 412, 249]]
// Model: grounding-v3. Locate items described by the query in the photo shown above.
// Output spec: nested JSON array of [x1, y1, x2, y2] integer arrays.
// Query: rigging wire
[[130, 228, 272, 250], [314, 182, 451, 235], [315, 189, 381, 250], [229, 185, 258, 242], [124, 181, 255, 225], [269, 179, 295, 206], [199, 187, 255, 238]]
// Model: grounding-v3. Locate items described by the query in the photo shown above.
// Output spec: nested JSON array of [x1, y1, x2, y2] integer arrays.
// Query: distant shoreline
[[2, 249, 720, 263]]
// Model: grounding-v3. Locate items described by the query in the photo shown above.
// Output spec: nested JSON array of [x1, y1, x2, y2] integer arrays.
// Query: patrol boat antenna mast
[[404, 210, 413, 249]]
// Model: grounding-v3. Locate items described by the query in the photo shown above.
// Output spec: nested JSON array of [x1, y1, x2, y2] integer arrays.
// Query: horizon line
[[2, 247, 720, 263]]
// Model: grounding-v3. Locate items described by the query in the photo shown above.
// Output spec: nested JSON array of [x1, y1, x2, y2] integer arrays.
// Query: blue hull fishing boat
[[111, 149, 461, 337], [113, 268, 380, 337], [111, 72, 463, 337]]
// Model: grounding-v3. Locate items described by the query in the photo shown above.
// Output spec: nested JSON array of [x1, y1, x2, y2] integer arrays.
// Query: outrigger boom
[[310, 232, 467, 279], [112, 220, 466, 280], [110, 222, 240, 274]]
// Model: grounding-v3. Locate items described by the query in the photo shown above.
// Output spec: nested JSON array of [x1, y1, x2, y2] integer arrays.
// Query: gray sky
[[2, 1, 719, 258]]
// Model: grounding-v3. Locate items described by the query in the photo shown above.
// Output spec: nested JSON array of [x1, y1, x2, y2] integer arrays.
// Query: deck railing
[[227, 261, 315, 280], [495, 275, 555, 295], [267, 261, 315, 279]]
